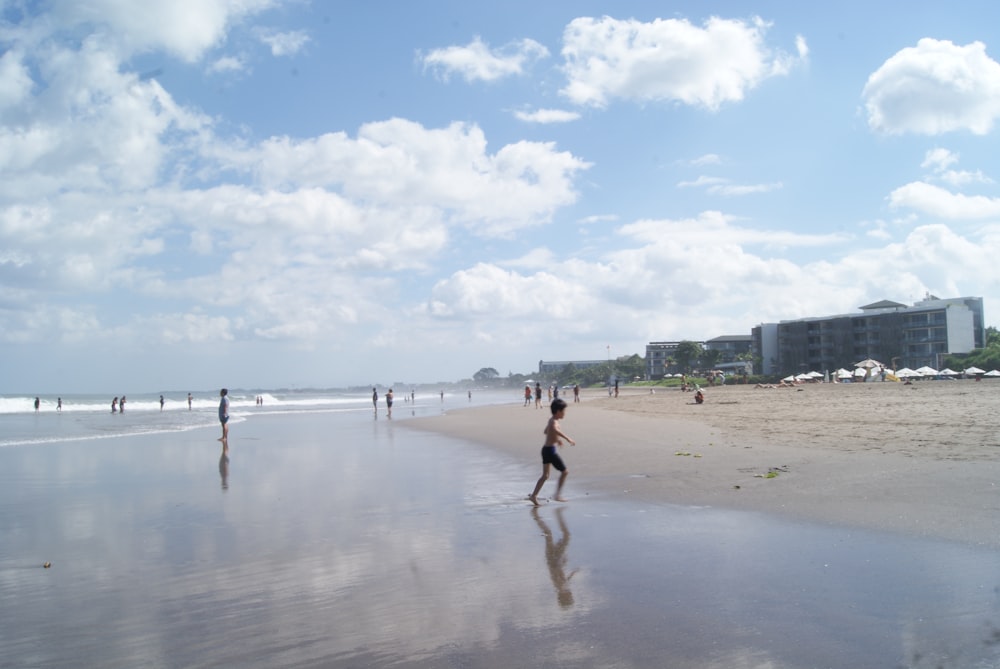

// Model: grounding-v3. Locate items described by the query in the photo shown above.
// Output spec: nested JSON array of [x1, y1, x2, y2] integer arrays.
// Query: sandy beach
[[409, 380, 1000, 548]]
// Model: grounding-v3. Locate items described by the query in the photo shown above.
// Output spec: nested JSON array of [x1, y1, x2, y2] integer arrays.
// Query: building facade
[[752, 295, 984, 376]]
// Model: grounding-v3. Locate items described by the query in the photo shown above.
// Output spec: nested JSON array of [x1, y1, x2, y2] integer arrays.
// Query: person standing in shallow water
[[372, 387, 378, 414], [218, 388, 230, 445], [386, 388, 394, 418], [529, 398, 575, 506]]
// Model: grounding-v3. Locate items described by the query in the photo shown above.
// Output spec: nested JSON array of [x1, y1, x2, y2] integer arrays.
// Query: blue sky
[[2, 1, 1000, 393]]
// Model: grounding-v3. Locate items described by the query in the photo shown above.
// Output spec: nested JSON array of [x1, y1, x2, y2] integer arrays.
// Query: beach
[[410, 380, 1000, 549], [2, 385, 1000, 668]]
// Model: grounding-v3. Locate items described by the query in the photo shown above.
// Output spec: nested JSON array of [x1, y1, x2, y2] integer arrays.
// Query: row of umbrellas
[[782, 360, 999, 383]]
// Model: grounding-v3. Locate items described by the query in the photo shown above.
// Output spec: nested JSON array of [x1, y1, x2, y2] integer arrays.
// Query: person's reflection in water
[[219, 449, 229, 491], [532, 506, 578, 608]]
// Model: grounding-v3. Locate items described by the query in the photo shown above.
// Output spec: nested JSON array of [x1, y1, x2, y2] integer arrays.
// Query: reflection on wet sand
[[532, 506, 579, 608], [219, 451, 229, 490]]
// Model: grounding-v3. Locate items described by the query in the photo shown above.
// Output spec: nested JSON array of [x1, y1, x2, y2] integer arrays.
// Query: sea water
[[0, 388, 515, 448]]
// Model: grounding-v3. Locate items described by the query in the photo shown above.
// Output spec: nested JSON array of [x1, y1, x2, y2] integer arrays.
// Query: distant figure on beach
[[440, 391, 444, 402], [553, 386, 559, 400], [57, 398, 62, 411], [694, 388, 705, 404], [119, 396, 126, 413], [188, 393, 192, 410], [386, 388, 394, 417], [532, 506, 578, 608], [468, 390, 472, 401], [372, 387, 378, 413], [411, 389, 415, 402], [535, 382, 542, 409], [159, 395, 164, 411], [218, 388, 230, 443], [111, 397, 118, 413], [34, 397, 39, 412], [524, 385, 532, 406], [573, 384, 580, 403], [614, 379, 619, 398], [529, 398, 575, 506]]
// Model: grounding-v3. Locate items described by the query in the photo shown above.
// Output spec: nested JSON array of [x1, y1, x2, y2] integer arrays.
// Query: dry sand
[[409, 380, 1000, 548]]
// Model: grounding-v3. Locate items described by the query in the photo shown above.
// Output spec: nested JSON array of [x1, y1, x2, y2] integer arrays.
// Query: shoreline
[[406, 381, 1000, 548]]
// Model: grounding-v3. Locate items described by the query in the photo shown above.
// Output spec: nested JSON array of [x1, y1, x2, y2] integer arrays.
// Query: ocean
[[0, 388, 516, 449]]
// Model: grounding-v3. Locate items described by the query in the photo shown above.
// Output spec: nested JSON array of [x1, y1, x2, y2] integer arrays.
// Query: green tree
[[473, 367, 499, 382], [674, 340, 704, 372], [702, 348, 722, 369]]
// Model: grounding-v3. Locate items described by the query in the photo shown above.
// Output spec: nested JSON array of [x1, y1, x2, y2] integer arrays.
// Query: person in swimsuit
[[529, 398, 575, 506]]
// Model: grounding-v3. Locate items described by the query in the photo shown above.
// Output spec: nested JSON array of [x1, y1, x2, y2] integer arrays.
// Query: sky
[[2, 1, 1000, 393]]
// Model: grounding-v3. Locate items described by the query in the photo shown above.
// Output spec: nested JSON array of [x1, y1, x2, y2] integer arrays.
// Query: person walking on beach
[[535, 382, 542, 409], [372, 387, 378, 414], [524, 385, 532, 407], [529, 398, 575, 506], [573, 384, 580, 403], [386, 388, 394, 417], [218, 388, 230, 443]]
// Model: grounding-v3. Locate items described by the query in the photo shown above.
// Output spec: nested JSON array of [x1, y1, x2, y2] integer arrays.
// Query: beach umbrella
[[836, 368, 853, 379], [853, 367, 867, 376], [807, 371, 823, 378], [938, 368, 958, 376], [795, 373, 810, 381], [915, 366, 938, 376], [964, 366, 986, 375], [895, 368, 917, 378], [984, 370, 1000, 377], [854, 358, 882, 369], [782, 375, 796, 382]]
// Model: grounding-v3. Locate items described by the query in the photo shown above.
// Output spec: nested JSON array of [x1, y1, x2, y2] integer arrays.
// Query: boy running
[[529, 398, 575, 505]]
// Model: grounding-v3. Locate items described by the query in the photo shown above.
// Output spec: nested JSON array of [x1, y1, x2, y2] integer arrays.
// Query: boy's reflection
[[531, 506, 579, 608], [219, 450, 229, 491]]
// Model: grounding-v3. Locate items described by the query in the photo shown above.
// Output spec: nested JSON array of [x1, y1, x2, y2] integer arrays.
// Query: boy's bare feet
[[529, 495, 540, 506]]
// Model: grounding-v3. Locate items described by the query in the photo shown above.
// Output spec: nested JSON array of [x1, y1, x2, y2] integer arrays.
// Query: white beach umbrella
[[984, 369, 1000, 377], [854, 358, 882, 369], [853, 367, 867, 377], [795, 373, 811, 381], [895, 368, 918, 378], [964, 366, 986, 375], [782, 375, 796, 382], [938, 368, 958, 376], [807, 371, 823, 378], [836, 368, 853, 379], [915, 366, 938, 376]]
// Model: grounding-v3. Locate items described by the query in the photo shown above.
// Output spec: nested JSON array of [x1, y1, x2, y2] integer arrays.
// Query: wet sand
[[408, 380, 1000, 548], [3, 396, 1000, 668]]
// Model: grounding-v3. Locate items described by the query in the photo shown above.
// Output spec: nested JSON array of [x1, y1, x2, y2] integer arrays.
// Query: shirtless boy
[[529, 398, 575, 506]]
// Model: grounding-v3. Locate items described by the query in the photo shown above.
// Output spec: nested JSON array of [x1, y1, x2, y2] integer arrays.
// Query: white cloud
[[691, 153, 723, 166], [921, 148, 959, 172], [863, 38, 1000, 135], [51, 0, 278, 62], [207, 55, 247, 74], [560, 15, 806, 110], [513, 108, 581, 123], [677, 175, 782, 196], [421, 36, 549, 83], [889, 182, 1000, 219], [257, 29, 309, 56], [241, 119, 591, 237], [0, 50, 33, 111]]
